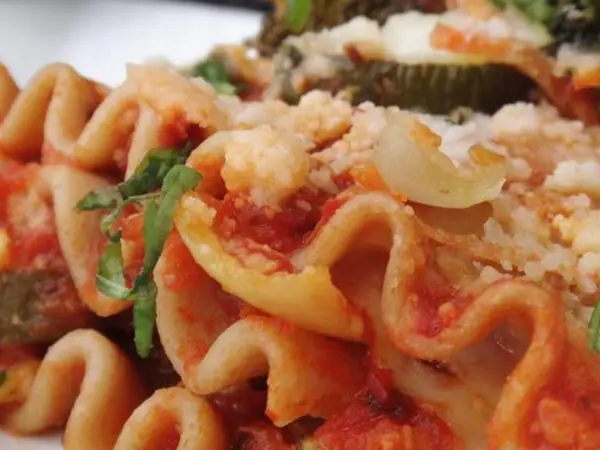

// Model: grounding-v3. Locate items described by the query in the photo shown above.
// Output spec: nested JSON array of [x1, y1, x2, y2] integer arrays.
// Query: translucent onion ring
[[373, 111, 506, 209]]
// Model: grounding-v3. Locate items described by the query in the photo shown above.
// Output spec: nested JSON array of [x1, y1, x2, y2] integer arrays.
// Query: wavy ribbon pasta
[[0, 330, 145, 450], [1, 62, 600, 450], [0, 64, 227, 172], [154, 249, 364, 426], [43, 165, 131, 316], [175, 187, 600, 449], [114, 387, 227, 450]]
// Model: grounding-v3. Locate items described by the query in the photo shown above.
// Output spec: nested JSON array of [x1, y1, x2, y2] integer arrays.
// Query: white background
[[0, 0, 261, 85], [0, 1, 260, 448]]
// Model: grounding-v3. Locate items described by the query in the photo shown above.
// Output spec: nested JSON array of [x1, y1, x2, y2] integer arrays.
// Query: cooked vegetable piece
[[190, 60, 239, 95], [0, 271, 90, 344], [256, 0, 447, 55], [287, 0, 314, 31], [276, 57, 535, 114]]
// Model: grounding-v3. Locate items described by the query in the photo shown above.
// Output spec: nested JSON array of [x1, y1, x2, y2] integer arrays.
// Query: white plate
[[0, 0, 261, 85], [0, 0, 260, 448]]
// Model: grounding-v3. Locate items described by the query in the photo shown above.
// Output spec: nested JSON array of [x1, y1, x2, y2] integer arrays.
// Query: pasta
[[0, 330, 144, 449], [114, 387, 227, 450], [2, 5, 600, 447]]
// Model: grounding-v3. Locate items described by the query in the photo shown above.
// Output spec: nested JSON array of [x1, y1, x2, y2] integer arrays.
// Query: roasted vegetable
[[0, 271, 90, 344], [279, 58, 535, 114], [255, 0, 447, 55], [269, 9, 536, 115]]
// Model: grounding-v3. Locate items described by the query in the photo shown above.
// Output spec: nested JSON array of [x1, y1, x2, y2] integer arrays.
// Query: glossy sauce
[[525, 343, 600, 449], [0, 344, 38, 371], [412, 263, 472, 338], [312, 369, 456, 450], [213, 190, 327, 254], [0, 162, 66, 272]]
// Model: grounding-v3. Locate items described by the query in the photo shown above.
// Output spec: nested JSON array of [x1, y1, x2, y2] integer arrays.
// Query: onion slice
[[373, 111, 506, 208]]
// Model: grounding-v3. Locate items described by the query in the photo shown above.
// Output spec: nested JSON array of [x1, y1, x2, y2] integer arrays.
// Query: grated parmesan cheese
[[221, 125, 311, 208]]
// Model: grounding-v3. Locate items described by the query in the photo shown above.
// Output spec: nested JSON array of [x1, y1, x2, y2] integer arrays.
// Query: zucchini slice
[[267, 12, 536, 114], [0, 271, 90, 344], [255, 0, 446, 56], [279, 59, 536, 114]]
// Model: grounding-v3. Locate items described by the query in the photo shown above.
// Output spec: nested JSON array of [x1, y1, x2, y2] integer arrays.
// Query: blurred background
[[0, 0, 266, 85]]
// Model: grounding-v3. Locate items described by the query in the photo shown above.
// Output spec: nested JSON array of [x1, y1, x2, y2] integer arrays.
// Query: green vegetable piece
[[589, 300, 600, 353], [132, 277, 158, 358], [77, 150, 202, 358], [118, 147, 192, 199], [191, 60, 238, 95], [513, 0, 555, 24], [76, 187, 120, 211], [276, 56, 536, 115], [0, 271, 89, 344], [96, 240, 129, 299], [287, 0, 314, 32], [142, 166, 201, 274], [0, 370, 6, 387]]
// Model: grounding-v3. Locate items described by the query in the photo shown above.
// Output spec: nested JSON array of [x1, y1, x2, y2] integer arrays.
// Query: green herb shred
[[190, 60, 238, 95], [0, 370, 6, 387], [76, 146, 202, 358], [589, 299, 600, 353], [286, 0, 314, 32]]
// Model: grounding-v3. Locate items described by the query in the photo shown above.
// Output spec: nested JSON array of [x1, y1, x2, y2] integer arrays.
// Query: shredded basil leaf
[[0, 370, 6, 387], [76, 187, 120, 211], [191, 60, 238, 95], [100, 205, 126, 243], [142, 199, 160, 275], [286, 0, 313, 32], [96, 240, 129, 299], [143, 166, 201, 273], [589, 300, 600, 353], [77, 146, 202, 358], [132, 277, 158, 358], [118, 146, 193, 199], [77, 146, 194, 213]]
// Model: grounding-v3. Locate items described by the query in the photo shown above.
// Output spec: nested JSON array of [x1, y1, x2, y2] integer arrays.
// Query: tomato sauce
[[524, 343, 600, 449], [0, 162, 66, 272], [158, 122, 209, 150], [118, 209, 145, 282], [333, 171, 355, 191], [0, 344, 38, 371], [312, 369, 456, 450], [213, 189, 327, 254], [240, 424, 293, 450], [411, 263, 472, 338], [160, 232, 210, 293]]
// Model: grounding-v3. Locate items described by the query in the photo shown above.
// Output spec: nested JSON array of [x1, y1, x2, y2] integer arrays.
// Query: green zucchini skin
[[0, 271, 90, 344], [255, 0, 446, 56], [276, 57, 536, 115]]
